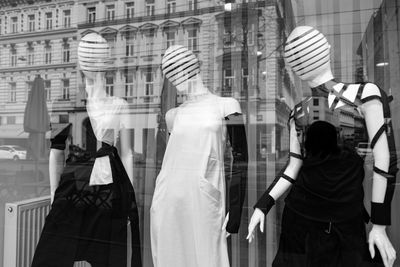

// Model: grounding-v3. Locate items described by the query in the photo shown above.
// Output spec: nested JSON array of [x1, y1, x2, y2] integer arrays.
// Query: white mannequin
[[247, 26, 396, 267], [164, 56, 232, 236], [151, 45, 247, 267], [83, 71, 134, 185]]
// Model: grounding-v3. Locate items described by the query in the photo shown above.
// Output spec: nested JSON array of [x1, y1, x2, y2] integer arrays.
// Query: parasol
[[23, 75, 50, 160]]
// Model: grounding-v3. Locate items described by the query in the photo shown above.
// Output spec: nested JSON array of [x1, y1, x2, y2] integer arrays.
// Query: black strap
[[330, 84, 359, 110], [289, 152, 303, 160], [370, 124, 386, 149], [330, 84, 347, 110], [282, 173, 295, 184], [361, 95, 382, 104], [373, 166, 394, 180], [356, 83, 365, 101]]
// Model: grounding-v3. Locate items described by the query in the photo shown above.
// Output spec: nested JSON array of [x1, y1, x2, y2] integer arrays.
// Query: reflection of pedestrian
[[248, 121, 369, 266]]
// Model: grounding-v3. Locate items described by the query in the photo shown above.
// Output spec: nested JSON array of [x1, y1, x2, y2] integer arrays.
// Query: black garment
[[31, 145, 142, 267], [225, 118, 248, 233], [273, 207, 367, 267], [285, 147, 365, 222]]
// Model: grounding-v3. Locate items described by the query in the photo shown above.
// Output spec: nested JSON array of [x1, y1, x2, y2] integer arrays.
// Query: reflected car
[[0, 145, 27, 160], [356, 142, 372, 156]]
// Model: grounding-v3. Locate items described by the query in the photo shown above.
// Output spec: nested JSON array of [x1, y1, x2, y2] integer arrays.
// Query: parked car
[[0, 145, 27, 160], [356, 142, 372, 156]]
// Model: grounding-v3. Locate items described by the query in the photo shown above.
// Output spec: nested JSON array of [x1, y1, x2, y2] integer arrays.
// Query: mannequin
[[32, 33, 142, 267], [247, 26, 397, 266], [150, 45, 248, 267]]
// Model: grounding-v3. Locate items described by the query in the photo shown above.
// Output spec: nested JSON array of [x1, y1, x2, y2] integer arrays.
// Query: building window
[[26, 81, 33, 101], [242, 68, 249, 90], [63, 43, 70, 63], [188, 0, 197, 10], [313, 110, 320, 120], [103, 35, 116, 57], [9, 82, 16, 102], [125, 71, 134, 97], [144, 30, 155, 56], [63, 10, 71, 28], [28, 15, 35, 32], [11, 17, 18, 33], [45, 80, 51, 100], [45, 45, 52, 64], [187, 28, 199, 51], [247, 24, 255, 46], [146, 0, 155, 16], [6, 116, 16, 125], [167, 0, 176, 14], [223, 69, 235, 92], [105, 76, 114, 96], [27, 47, 34, 65], [46, 12, 52, 30], [126, 34, 135, 56], [62, 79, 70, 100], [144, 71, 154, 96], [313, 98, 319, 106], [165, 30, 175, 49], [88, 7, 96, 23], [10, 49, 17, 67], [0, 18, 2, 35], [223, 28, 235, 48], [59, 114, 69, 123], [106, 5, 115, 21], [126, 2, 135, 19]]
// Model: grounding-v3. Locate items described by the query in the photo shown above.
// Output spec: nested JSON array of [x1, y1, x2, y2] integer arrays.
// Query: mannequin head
[[284, 26, 333, 88], [161, 45, 201, 92], [78, 32, 111, 74]]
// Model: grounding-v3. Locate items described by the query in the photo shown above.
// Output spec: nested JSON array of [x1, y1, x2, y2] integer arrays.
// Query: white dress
[[150, 93, 241, 267]]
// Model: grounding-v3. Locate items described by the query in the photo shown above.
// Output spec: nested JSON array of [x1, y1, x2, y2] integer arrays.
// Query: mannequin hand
[[369, 224, 396, 267], [246, 208, 264, 243], [222, 213, 231, 238]]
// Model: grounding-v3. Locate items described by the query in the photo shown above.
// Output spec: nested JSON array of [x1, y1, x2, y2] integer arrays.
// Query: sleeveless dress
[[150, 93, 241, 267], [31, 96, 142, 267]]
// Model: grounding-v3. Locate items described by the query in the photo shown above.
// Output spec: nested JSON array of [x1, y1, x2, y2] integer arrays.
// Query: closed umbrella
[[23, 75, 50, 161]]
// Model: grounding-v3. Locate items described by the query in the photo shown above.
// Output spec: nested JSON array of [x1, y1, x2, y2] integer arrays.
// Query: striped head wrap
[[284, 26, 330, 81], [161, 45, 200, 87], [78, 32, 112, 72]]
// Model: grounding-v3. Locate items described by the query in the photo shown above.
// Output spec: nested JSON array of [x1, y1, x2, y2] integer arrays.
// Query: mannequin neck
[[85, 72, 108, 100], [182, 73, 210, 99], [306, 69, 334, 88], [310, 79, 340, 98]]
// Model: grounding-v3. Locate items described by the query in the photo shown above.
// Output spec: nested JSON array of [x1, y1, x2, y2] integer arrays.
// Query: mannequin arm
[[360, 84, 393, 225], [361, 84, 396, 266], [253, 117, 303, 214], [120, 128, 134, 185], [247, 117, 302, 241], [225, 114, 248, 234], [49, 149, 65, 204]]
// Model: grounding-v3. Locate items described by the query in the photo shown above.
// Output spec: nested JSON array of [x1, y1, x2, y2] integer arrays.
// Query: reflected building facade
[[0, 0, 77, 147]]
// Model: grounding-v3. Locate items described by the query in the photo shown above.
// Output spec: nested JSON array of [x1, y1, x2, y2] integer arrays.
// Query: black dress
[[273, 148, 368, 267], [31, 140, 142, 267]]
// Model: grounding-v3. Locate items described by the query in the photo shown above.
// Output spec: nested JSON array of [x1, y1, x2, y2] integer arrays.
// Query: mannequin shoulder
[[360, 83, 381, 100], [166, 107, 179, 122], [218, 96, 242, 117]]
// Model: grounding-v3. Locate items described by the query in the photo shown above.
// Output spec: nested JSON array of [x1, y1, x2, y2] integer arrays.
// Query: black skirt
[[272, 206, 371, 267], [31, 145, 142, 267]]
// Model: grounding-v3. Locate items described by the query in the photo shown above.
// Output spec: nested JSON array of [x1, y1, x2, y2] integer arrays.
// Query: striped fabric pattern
[[284, 26, 330, 80], [161, 45, 200, 86], [78, 33, 112, 72]]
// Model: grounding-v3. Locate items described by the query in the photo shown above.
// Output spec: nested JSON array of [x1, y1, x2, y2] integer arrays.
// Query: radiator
[[3, 196, 91, 267]]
